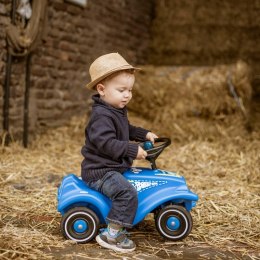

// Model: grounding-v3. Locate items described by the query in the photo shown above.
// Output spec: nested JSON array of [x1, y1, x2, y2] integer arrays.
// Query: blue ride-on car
[[57, 138, 198, 243]]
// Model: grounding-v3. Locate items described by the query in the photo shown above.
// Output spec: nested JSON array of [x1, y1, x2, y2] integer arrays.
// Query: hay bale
[[129, 61, 252, 140]]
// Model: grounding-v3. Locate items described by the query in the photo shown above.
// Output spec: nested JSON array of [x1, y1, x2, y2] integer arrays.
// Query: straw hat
[[86, 53, 139, 89]]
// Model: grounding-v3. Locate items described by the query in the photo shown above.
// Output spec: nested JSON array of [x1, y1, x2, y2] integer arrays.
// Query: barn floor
[[0, 108, 259, 259]]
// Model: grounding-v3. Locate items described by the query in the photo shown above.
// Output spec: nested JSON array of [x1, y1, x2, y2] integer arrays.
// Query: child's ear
[[97, 83, 105, 96]]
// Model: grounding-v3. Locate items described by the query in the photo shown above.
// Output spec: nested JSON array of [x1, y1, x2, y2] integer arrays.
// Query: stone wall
[[150, 0, 260, 83], [0, 0, 154, 140]]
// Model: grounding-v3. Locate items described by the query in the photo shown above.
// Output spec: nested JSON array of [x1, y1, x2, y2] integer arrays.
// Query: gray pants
[[87, 171, 138, 228]]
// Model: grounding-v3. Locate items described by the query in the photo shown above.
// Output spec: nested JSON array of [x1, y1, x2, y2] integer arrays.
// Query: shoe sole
[[96, 235, 136, 253]]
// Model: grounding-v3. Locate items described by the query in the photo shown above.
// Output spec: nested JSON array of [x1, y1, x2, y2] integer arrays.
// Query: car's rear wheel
[[61, 207, 99, 243]]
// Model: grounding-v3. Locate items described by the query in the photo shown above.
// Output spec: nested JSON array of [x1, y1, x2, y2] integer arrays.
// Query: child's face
[[97, 72, 135, 109]]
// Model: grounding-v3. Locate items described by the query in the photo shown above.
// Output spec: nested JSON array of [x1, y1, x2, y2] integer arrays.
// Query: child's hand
[[146, 132, 158, 144], [136, 146, 147, 160]]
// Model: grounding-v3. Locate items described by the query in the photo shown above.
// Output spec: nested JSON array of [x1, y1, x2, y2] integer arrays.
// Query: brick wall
[[1, 0, 259, 142], [0, 1, 8, 138], [0, 0, 154, 140]]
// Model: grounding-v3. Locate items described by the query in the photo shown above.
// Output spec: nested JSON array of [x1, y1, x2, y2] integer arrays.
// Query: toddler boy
[[81, 53, 157, 253]]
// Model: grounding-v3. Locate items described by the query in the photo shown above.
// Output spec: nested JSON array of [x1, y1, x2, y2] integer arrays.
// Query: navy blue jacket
[[81, 94, 149, 182]]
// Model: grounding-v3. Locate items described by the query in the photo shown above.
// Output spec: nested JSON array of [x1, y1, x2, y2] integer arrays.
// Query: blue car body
[[57, 167, 198, 226]]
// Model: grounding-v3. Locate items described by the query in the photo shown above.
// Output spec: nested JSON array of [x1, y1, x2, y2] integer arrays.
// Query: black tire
[[61, 207, 99, 243], [155, 205, 193, 241]]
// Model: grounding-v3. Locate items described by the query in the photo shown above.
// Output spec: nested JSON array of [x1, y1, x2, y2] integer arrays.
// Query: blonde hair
[[97, 69, 135, 87]]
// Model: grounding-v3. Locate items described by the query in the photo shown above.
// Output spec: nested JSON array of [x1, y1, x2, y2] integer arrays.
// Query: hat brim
[[85, 65, 141, 89]]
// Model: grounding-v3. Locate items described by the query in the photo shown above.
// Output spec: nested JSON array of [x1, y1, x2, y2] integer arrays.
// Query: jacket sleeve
[[129, 122, 149, 142], [88, 115, 138, 160]]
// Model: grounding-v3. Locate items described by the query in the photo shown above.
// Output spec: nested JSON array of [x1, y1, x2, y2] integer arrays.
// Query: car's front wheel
[[155, 205, 193, 240]]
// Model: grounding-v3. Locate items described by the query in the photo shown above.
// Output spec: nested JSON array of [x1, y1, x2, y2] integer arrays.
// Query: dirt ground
[[0, 103, 259, 259], [47, 215, 259, 259]]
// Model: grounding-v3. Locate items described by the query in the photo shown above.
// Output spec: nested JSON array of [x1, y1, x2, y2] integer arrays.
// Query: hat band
[[92, 64, 134, 81]]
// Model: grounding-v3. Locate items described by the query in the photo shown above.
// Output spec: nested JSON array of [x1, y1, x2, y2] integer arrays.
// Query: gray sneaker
[[96, 228, 136, 253]]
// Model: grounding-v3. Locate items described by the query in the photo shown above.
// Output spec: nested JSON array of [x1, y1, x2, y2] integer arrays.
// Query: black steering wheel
[[140, 137, 171, 169]]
